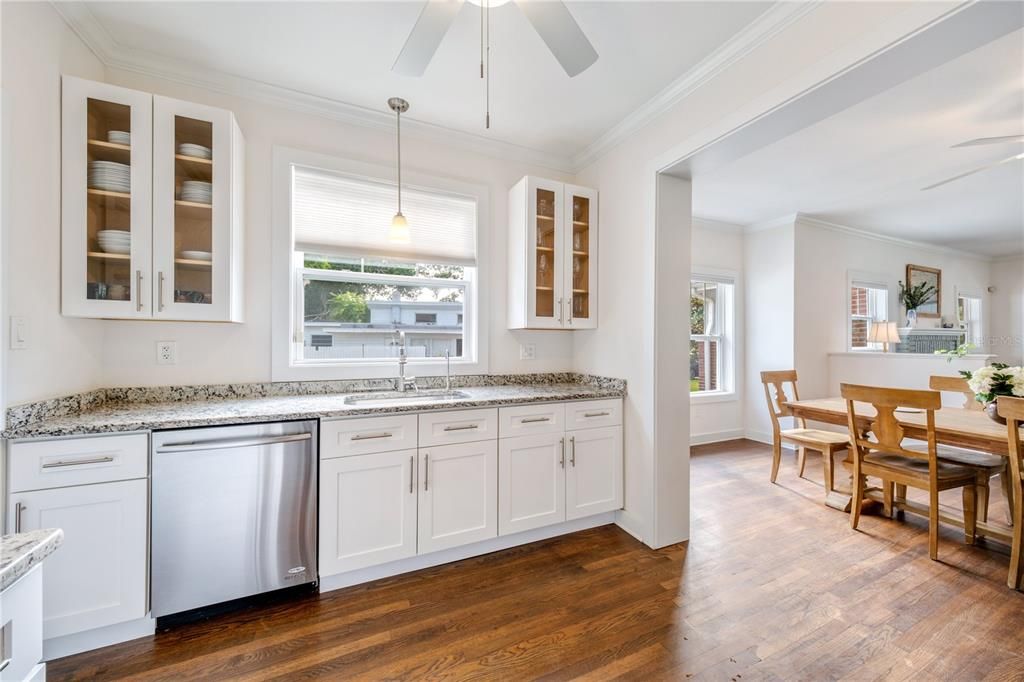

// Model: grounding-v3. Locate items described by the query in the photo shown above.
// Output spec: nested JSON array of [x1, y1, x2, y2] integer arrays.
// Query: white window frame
[[848, 271, 889, 352], [690, 269, 737, 403], [272, 147, 490, 381], [956, 289, 983, 349]]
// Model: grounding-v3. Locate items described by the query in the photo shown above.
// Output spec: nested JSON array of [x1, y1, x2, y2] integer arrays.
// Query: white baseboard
[[319, 513, 617, 592], [743, 430, 797, 450], [44, 617, 155, 661], [690, 429, 745, 446]]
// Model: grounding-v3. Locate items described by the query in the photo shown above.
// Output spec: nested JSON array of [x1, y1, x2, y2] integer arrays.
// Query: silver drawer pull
[[521, 417, 550, 424], [350, 432, 394, 441], [443, 424, 479, 432], [584, 411, 610, 418], [42, 455, 115, 469], [158, 433, 312, 453]]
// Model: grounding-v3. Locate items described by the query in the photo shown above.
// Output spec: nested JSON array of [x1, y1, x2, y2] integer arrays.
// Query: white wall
[[989, 256, 1024, 365], [2, 2, 107, 406], [690, 219, 744, 444], [828, 353, 990, 408]]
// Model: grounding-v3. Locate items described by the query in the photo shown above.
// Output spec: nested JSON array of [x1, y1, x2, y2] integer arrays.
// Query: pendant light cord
[[485, 0, 491, 129], [396, 107, 402, 214]]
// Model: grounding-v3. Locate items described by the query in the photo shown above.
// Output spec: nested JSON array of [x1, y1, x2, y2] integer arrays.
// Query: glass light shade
[[389, 212, 410, 244]]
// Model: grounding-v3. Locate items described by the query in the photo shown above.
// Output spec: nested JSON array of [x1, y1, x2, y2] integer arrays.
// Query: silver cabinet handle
[[424, 453, 429, 491], [158, 271, 166, 312], [443, 424, 479, 432], [157, 433, 311, 453], [558, 297, 563, 324], [135, 270, 143, 311], [559, 437, 565, 468], [409, 455, 414, 494], [570, 436, 576, 467], [521, 416, 550, 424], [42, 455, 115, 469], [14, 502, 24, 533], [584, 411, 610, 418], [350, 432, 394, 441]]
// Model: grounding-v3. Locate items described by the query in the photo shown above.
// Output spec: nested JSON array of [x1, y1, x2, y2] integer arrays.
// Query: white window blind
[[292, 165, 478, 266]]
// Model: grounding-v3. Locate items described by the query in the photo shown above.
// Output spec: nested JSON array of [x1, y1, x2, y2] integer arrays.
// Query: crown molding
[[745, 213, 797, 234], [52, 2, 576, 174], [692, 215, 745, 234], [571, 1, 823, 172]]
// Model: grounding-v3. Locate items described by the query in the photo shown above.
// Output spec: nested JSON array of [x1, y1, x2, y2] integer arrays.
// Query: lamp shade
[[868, 321, 902, 344]]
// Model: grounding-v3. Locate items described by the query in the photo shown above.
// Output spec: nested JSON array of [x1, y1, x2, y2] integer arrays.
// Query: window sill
[[690, 390, 737, 404], [273, 357, 489, 382]]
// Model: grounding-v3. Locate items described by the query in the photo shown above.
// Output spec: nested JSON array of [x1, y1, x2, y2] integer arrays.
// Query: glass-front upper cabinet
[[507, 177, 598, 330], [152, 96, 243, 322], [61, 77, 153, 318]]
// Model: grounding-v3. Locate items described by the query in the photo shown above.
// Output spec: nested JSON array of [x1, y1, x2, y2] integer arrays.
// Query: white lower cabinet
[[7, 479, 149, 640], [319, 449, 418, 574], [0, 564, 45, 681], [566, 426, 623, 520], [498, 432, 566, 535], [418, 440, 498, 554]]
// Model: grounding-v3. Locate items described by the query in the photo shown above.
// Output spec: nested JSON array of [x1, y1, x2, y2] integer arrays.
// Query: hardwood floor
[[50, 439, 1024, 681]]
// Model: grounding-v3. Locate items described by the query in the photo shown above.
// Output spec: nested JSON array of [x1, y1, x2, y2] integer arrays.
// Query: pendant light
[[388, 97, 411, 244]]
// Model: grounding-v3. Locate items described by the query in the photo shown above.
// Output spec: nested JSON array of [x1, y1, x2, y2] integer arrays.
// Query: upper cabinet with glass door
[[507, 177, 598, 330], [61, 77, 244, 322]]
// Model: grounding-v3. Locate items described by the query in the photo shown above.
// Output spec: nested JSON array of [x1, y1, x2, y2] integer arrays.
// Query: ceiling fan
[[392, 0, 599, 78], [922, 134, 1024, 191]]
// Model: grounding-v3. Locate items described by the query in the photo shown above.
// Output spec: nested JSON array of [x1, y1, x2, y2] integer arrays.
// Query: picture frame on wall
[[906, 264, 941, 318]]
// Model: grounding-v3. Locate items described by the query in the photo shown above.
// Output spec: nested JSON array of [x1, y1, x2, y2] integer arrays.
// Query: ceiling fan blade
[[951, 134, 1024, 148], [921, 152, 1024, 191], [516, 1, 598, 77], [392, 0, 463, 77]]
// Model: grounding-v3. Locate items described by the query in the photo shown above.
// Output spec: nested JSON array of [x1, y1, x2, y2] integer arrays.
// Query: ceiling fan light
[[465, 0, 512, 6], [389, 212, 410, 244]]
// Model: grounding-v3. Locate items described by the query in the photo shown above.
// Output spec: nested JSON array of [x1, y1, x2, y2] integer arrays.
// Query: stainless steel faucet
[[395, 330, 417, 392], [444, 349, 452, 394]]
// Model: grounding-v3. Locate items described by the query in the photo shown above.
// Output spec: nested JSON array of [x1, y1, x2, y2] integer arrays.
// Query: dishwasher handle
[[156, 432, 312, 454]]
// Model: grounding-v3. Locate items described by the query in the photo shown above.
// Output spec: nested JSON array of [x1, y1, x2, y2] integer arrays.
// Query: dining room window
[[690, 276, 735, 395], [850, 281, 889, 351], [958, 294, 983, 347]]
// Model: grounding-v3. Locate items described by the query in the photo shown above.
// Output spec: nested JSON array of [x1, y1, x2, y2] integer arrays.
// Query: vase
[[984, 402, 1006, 425], [906, 308, 918, 328]]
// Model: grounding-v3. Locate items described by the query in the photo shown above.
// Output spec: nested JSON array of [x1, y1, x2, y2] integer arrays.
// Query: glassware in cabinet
[[534, 186, 558, 322]]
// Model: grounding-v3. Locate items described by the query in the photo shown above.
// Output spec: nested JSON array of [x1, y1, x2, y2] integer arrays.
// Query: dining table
[[784, 397, 1020, 545]]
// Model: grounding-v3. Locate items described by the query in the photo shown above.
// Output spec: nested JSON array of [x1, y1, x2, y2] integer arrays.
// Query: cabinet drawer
[[8, 434, 149, 492], [565, 399, 622, 430], [499, 403, 566, 438], [419, 408, 498, 447], [321, 415, 418, 458]]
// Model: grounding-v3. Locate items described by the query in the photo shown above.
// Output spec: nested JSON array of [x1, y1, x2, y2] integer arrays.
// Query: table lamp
[[868, 320, 901, 353]]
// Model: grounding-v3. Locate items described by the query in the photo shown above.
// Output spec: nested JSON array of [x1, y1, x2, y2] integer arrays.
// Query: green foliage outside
[[327, 291, 369, 323]]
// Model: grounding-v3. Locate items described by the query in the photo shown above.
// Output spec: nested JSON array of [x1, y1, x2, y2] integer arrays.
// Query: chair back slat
[[929, 375, 983, 412], [841, 383, 940, 459], [760, 370, 798, 420], [998, 396, 1024, 483]]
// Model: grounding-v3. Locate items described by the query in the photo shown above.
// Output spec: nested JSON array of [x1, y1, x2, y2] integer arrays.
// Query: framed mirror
[[906, 264, 941, 318]]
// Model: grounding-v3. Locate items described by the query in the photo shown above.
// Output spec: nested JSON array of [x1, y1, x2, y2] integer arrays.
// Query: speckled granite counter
[[1, 528, 63, 591], [4, 377, 625, 440]]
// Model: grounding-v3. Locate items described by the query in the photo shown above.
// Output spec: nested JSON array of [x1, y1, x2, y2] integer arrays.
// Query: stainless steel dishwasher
[[151, 420, 318, 618]]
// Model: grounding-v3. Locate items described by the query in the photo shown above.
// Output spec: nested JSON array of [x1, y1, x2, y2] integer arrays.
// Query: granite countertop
[[4, 383, 625, 440], [1, 528, 63, 592]]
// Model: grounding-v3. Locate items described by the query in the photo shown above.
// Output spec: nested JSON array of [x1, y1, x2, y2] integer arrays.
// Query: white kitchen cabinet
[[0, 565, 45, 682], [508, 177, 598, 330], [418, 440, 498, 554], [566, 426, 623, 520], [7, 479, 149, 640], [498, 432, 566, 536], [319, 450, 418, 575], [61, 75, 244, 322]]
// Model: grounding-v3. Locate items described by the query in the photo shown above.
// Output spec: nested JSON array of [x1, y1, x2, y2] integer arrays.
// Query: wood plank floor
[[50, 439, 1024, 681]]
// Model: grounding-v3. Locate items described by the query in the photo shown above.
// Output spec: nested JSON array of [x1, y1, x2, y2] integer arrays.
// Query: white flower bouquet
[[960, 363, 1024, 423]]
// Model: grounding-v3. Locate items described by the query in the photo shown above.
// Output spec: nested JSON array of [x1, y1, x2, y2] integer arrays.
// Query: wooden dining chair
[[928, 375, 1011, 524], [997, 396, 1024, 590], [841, 383, 978, 561], [761, 370, 849, 485]]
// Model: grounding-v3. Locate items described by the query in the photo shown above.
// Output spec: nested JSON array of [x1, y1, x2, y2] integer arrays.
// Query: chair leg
[[963, 485, 977, 546], [976, 476, 990, 525], [929, 485, 940, 561], [1000, 467, 1015, 526], [797, 447, 808, 479], [883, 481, 894, 519], [770, 440, 782, 484], [894, 483, 907, 518], [1010, 483, 1023, 590], [851, 472, 865, 530], [823, 448, 837, 494]]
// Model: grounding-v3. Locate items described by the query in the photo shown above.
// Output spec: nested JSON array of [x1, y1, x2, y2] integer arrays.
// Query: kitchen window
[[850, 280, 889, 351], [690, 275, 735, 397], [272, 148, 488, 380]]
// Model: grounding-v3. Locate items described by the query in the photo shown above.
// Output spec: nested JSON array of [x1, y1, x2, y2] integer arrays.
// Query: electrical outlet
[[520, 343, 536, 360], [156, 341, 177, 365], [10, 316, 29, 350]]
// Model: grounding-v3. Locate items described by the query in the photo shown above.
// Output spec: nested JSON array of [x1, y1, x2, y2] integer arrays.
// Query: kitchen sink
[[343, 390, 470, 408]]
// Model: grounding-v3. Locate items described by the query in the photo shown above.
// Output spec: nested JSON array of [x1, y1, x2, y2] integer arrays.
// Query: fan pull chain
[[485, 0, 491, 129], [479, 2, 484, 79]]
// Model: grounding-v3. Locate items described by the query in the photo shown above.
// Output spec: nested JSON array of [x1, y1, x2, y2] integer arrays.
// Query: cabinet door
[[61, 76, 152, 319], [527, 177, 566, 329], [152, 96, 240, 321], [8, 480, 148, 639], [566, 426, 623, 520], [319, 450, 418, 576], [498, 433, 566, 536], [419, 441, 498, 553], [564, 184, 597, 329]]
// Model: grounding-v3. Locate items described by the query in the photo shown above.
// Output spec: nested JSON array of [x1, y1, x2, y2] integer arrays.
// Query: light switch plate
[[10, 316, 28, 350], [519, 343, 536, 360], [156, 341, 177, 365]]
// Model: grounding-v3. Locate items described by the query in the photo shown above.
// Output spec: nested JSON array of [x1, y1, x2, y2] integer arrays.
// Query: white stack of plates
[[178, 143, 211, 159], [180, 250, 212, 262], [107, 130, 131, 145], [88, 161, 130, 193], [180, 180, 212, 204], [97, 230, 131, 255]]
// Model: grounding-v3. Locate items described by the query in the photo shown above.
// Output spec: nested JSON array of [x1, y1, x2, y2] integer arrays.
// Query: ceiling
[[693, 27, 1024, 258], [73, 1, 771, 159]]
